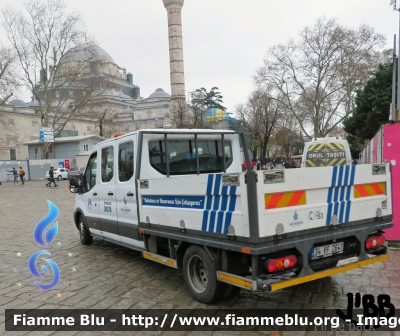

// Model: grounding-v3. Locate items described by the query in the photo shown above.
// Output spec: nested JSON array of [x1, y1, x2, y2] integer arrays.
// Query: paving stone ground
[[0, 180, 399, 335]]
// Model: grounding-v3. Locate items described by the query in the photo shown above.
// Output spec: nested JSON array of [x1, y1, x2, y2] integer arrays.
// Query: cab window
[[82, 152, 97, 192], [305, 142, 347, 167], [101, 146, 114, 183], [149, 139, 232, 175], [118, 141, 134, 182]]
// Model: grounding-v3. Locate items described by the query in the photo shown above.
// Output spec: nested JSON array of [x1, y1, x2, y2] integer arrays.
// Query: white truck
[[68, 129, 393, 303]]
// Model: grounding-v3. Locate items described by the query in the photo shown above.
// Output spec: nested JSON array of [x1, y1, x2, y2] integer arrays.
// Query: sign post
[[39, 127, 54, 143]]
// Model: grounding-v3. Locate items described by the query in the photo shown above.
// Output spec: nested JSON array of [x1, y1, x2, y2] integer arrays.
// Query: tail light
[[365, 235, 386, 250], [264, 255, 297, 273]]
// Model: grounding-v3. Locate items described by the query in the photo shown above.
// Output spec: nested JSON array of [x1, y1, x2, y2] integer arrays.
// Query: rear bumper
[[269, 253, 388, 291]]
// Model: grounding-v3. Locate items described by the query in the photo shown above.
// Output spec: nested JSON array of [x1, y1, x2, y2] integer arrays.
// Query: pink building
[[361, 123, 400, 241]]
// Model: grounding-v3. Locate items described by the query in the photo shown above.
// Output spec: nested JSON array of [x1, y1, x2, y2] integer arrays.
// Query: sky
[[0, 0, 399, 113]]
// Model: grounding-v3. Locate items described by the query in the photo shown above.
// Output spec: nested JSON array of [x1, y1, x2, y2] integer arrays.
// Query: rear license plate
[[311, 242, 344, 260]]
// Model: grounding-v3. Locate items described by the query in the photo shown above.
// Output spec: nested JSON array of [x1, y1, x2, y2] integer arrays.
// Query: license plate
[[311, 242, 344, 260]]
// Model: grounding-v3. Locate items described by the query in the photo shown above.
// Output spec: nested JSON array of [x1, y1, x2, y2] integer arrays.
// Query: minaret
[[162, 0, 186, 99]]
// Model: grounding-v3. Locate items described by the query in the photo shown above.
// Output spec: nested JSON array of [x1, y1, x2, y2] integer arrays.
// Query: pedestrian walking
[[19, 166, 25, 184], [256, 159, 261, 171], [46, 167, 58, 187], [6, 167, 18, 184]]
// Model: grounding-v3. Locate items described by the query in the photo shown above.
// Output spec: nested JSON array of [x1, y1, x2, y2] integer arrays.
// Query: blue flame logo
[[28, 200, 60, 290], [33, 200, 59, 246], [28, 250, 60, 290]]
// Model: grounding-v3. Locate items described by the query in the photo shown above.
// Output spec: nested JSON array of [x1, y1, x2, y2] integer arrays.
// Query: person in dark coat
[[284, 160, 291, 169], [46, 167, 58, 187]]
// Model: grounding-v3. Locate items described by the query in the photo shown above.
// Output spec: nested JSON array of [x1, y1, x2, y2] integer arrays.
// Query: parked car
[[45, 168, 69, 181], [67, 166, 86, 179]]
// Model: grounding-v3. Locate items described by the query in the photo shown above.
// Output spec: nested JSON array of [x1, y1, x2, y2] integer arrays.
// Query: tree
[[255, 17, 385, 138], [236, 87, 284, 158], [0, 45, 20, 155], [168, 98, 193, 128], [343, 63, 392, 158], [2, 0, 113, 158], [191, 87, 227, 111], [0, 45, 18, 105]]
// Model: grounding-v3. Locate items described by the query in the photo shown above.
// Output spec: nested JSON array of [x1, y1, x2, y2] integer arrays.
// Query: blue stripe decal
[[224, 186, 237, 234], [216, 195, 228, 233], [326, 166, 338, 226], [208, 175, 222, 232], [331, 166, 338, 186], [333, 186, 340, 217], [345, 185, 352, 223], [208, 195, 220, 233], [201, 175, 214, 231], [326, 187, 333, 226], [345, 165, 356, 223], [338, 165, 344, 187], [339, 185, 346, 223]]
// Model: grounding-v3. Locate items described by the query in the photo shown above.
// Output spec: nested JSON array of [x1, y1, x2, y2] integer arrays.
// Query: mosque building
[[0, 0, 210, 161]]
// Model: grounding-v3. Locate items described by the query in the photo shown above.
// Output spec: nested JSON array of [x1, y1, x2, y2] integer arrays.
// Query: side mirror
[[68, 176, 80, 193]]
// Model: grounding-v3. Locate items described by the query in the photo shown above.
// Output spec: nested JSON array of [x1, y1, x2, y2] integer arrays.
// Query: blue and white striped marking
[[326, 165, 356, 226], [201, 174, 237, 234]]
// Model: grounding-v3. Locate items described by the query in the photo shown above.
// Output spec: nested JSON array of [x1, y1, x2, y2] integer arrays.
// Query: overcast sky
[[0, 0, 399, 113]]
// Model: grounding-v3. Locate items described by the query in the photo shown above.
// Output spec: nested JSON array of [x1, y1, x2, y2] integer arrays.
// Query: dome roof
[[27, 100, 41, 107], [62, 44, 115, 64], [148, 88, 171, 99], [8, 99, 28, 108], [119, 93, 133, 100]]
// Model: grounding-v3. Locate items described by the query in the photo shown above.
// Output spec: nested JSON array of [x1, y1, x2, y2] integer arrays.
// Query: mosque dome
[[119, 93, 133, 100], [8, 99, 28, 108], [27, 100, 41, 107], [62, 44, 115, 64], [148, 88, 171, 99]]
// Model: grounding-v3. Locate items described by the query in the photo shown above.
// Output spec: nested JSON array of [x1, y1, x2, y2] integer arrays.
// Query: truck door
[[97, 142, 120, 242], [115, 135, 143, 248], [80, 151, 101, 232]]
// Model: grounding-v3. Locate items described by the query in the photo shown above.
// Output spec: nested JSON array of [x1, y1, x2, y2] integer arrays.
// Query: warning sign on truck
[[305, 142, 346, 167]]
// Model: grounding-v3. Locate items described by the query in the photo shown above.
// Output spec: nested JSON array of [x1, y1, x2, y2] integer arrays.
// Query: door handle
[[127, 192, 134, 196], [108, 192, 114, 196], [93, 192, 97, 196]]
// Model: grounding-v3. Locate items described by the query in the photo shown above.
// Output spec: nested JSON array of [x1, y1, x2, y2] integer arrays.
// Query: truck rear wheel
[[183, 245, 222, 304], [79, 215, 93, 245]]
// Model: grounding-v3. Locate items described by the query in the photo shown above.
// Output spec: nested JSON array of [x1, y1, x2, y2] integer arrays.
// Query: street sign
[[39, 127, 53, 132], [59, 162, 65, 168], [39, 127, 54, 143]]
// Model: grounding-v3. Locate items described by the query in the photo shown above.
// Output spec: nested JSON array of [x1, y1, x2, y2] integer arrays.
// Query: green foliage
[[343, 63, 392, 158], [192, 87, 227, 111]]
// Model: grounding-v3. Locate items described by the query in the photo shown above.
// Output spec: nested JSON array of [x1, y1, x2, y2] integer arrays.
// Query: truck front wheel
[[79, 215, 93, 245], [183, 245, 222, 304]]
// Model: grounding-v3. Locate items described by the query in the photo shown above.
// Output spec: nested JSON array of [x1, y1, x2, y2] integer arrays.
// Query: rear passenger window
[[149, 139, 232, 175], [305, 142, 347, 167], [118, 141, 134, 182], [101, 146, 114, 182]]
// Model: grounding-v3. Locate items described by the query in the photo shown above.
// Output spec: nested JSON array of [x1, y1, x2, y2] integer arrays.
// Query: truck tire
[[79, 215, 93, 245], [183, 245, 222, 304], [219, 283, 241, 300]]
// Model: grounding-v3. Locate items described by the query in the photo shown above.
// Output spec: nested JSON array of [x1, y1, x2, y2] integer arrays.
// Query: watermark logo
[[28, 200, 60, 290]]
